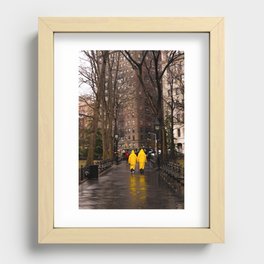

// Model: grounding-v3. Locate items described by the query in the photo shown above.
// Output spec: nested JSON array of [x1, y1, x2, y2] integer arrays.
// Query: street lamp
[[154, 120, 160, 151], [148, 132, 157, 156], [154, 120, 161, 169], [154, 124, 160, 132]]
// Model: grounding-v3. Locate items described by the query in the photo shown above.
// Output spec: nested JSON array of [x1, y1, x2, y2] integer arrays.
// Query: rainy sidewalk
[[79, 160, 183, 209]]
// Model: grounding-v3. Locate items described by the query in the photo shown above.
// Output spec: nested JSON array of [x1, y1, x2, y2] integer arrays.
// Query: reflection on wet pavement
[[79, 161, 184, 209]]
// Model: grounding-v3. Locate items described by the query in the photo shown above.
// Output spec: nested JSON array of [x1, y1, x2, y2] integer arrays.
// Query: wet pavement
[[79, 161, 184, 209]]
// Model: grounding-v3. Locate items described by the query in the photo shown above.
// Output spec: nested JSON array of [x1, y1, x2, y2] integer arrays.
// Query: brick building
[[117, 52, 156, 151]]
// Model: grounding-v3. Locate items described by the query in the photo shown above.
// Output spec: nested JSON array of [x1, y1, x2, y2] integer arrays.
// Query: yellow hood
[[137, 149, 147, 163]]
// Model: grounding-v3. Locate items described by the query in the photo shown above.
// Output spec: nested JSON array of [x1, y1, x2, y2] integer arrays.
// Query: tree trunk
[[86, 111, 99, 166], [156, 70, 167, 162], [102, 115, 107, 160], [86, 51, 108, 166], [170, 106, 175, 160]]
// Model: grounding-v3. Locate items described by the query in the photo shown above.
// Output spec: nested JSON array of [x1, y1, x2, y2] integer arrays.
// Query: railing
[[114, 156, 123, 164], [159, 161, 184, 194], [79, 159, 113, 183], [93, 159, 113, 173]]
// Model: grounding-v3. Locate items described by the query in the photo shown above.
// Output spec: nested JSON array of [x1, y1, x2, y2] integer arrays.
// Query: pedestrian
[[128, 150, 137, 174], [137, 148, 147, 174], [125, 150, 129, 161]]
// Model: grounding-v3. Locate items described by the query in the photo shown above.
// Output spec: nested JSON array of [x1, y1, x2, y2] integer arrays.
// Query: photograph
[[78, 50, 184, 209], [38, 17, 225, 244]]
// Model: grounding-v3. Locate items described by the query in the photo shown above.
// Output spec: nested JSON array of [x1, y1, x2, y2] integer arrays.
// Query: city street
[[79, 161, 184, 209]]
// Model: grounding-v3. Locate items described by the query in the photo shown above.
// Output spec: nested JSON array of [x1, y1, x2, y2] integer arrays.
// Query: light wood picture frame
[[38, 17, 224, 244]]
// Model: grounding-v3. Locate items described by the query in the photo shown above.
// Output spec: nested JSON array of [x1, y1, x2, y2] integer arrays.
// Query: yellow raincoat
[[137, 149, 147, 170], [128, 150, 137, 170]]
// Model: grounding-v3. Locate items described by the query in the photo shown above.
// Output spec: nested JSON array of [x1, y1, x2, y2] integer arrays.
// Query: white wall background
[[0, 0, 263, 263]]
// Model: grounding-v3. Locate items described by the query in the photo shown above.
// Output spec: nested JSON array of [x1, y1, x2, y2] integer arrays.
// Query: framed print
[[38, 17, 224, 244]]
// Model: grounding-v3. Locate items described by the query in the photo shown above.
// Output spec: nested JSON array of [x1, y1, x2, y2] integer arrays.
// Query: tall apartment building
[[117, 52, 156, 151]]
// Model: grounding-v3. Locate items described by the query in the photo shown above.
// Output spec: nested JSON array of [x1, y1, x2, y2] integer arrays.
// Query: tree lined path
[[79, 161, 183, 209]]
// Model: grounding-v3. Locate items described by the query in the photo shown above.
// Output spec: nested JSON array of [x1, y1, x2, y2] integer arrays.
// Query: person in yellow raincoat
[[137, 149, 147, 174], [128, 150, 137, 173]]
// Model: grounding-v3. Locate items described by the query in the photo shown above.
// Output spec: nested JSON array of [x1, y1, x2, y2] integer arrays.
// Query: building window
[[177, 128, 181, 137], [132, 135, 135, 141], [177, 143, 183, 152]]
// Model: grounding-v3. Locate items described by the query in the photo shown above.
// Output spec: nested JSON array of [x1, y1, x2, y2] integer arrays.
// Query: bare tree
[[79, 50, 184, 165], [101, 51, 121, 160], [163, 57, 184, 159], [79, 50, 135, 164], [121, 50, 184, 162], [79, 50, 109, 165]]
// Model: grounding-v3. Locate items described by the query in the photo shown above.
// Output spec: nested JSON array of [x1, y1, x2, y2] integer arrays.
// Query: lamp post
[[148, 132, 157, 156], [114, 134, 119, 165], [154, 120, 161, 169]]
